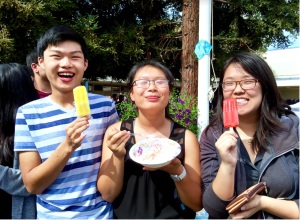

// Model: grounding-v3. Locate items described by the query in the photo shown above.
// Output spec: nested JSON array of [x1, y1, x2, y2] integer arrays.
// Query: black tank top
[[113, 118, 196, 219]]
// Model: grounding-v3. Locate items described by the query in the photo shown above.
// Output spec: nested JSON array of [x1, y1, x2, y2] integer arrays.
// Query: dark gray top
[[200, 114, 299, 219]]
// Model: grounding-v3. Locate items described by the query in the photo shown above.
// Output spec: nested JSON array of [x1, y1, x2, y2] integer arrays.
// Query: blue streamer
[[194, 40, 212, 60]]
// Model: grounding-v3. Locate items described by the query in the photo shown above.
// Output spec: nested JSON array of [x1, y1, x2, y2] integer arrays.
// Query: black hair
[[118, 94, 124, 101], [127, 60, 175, 119], [0, 63, 38, 166], [25, 48, 38, 77], [37, 25, 88, 60], [207, 52, 294, 150]]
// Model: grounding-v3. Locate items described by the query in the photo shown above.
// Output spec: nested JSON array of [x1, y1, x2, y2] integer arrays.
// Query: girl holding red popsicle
[[200, 52, 299, 219]]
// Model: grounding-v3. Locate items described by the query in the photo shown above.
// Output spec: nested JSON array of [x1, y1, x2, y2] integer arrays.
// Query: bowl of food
[[129, 138, 181, 168]]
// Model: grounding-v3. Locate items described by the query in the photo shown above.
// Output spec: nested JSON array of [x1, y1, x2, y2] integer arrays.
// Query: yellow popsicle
[[73, 86, 91, 117]]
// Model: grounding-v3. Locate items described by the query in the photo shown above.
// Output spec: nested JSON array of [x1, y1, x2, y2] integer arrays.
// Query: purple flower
[[178, 99, 184, 104], [185, 118, 190, 125], [176, 114, 183, 119]]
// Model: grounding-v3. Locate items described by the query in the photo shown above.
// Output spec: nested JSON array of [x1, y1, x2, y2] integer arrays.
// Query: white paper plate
[[129, 138, 181, 168]]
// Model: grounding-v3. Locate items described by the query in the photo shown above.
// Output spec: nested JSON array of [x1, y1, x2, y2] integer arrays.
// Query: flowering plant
[[116, 91, 200, 135], [168, 90, 200, 135], [116, 95, 138, 120]]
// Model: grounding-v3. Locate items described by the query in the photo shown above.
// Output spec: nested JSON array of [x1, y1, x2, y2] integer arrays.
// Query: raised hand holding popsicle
[[223, 98, 239, 131]]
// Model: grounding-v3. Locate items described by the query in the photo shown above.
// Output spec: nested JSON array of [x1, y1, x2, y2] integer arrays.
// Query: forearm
[[212, 162, 235, 200], [98, 154, 125, 202], [261, 196, 299, 219], [176, 175, 202, 211], [176, 130, 202, 211], [0, 165, 30, 196], [21, 142, 73, 194]]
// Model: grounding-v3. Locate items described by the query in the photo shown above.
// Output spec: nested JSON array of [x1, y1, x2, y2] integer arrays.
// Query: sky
[[289, 35, 300, 48], [268, 33, 299, 50]]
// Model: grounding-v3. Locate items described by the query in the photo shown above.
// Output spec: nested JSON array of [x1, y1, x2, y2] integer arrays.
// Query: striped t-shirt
[[14, 94, 118, 219]]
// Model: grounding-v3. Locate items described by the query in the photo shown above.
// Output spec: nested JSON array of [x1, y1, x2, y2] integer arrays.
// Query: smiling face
[[38, 40, 88, 94], [130, 65, 171, 114], [223, 63, 262, 119]]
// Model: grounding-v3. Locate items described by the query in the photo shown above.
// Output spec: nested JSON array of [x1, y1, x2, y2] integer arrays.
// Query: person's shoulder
[[88, 93, 116, 108], [88, 93, 114, 102], [281, 114, 299, 127], [199, 122, 223, 144], [277, 114, 299, 142], [19, 97, 49, 109], [281, 114, 299, 122], [185, 129, 198, 141], [88, 92, 107, 98]]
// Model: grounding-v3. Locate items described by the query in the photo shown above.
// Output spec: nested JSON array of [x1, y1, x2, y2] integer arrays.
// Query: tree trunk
[[181, 0, 199, 98]]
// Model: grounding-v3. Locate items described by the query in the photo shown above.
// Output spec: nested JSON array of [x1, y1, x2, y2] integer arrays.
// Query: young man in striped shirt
[[14, 25, 118, 219]]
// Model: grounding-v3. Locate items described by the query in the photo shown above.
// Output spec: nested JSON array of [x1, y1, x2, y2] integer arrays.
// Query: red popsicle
[[223, 98, 239, 131]]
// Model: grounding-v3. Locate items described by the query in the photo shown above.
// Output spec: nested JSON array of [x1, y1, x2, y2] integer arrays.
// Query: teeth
[[236, 99, 247, 104], [59, 73, 74, 77], [59, 73, 73, 76]]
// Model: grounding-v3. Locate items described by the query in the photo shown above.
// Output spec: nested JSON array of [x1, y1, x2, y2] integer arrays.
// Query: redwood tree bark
[[181, 0, 199, 98]]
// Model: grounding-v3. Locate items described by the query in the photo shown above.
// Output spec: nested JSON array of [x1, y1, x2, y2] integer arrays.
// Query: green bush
[[116, 91, 200, 136], [116, 96, 138, 120]]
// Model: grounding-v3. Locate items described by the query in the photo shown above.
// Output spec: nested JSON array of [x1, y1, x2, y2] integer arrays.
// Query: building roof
[[265, 47, 299, 87]]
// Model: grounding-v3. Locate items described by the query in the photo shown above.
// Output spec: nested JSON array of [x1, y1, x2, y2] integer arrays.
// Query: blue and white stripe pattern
[[14, 94, 118, 219]]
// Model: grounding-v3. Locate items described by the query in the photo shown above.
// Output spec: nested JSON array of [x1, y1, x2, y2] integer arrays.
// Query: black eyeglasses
[[222, 79, 258, 91], [132, 79, 169, 89]]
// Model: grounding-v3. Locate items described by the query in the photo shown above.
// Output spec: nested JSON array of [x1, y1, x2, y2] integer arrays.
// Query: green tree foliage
[[73, 0, 183, 80], [0, 0, 298, 86], [0, 0, 76, 62], [0, 0, 183, 80], [212, 0, 299, 72]]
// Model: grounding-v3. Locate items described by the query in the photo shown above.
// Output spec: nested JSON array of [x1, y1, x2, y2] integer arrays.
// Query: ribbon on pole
[[194, 40, 212, 60]]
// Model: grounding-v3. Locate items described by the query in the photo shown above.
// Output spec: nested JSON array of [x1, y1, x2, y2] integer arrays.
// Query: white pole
[[197, 0, 212, 139]]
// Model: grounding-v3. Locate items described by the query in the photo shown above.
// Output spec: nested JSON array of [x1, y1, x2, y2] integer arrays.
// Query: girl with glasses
[[97, 60, 202, 218], [200, 52, 299, 219]]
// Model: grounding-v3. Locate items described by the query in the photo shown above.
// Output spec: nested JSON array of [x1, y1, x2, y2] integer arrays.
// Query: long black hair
[[208, 52, 294, 151], [0, 63, 38, 166]]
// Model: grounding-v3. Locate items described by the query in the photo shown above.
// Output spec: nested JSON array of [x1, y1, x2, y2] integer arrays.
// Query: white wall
[[265, 47, 299, 99], [265, 47, 299, 80]]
